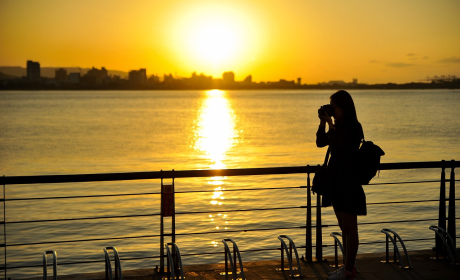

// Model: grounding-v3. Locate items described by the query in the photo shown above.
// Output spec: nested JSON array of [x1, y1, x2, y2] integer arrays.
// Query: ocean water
[[0, 89, 459, 278]]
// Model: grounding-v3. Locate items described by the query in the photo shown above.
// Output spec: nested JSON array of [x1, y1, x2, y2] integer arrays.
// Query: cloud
[[438, 57, 460, 63], [406, 53, 416, 56], [368, 60, 379, 63], [386, 62, 414, 68], [423, 56, 429, 60]]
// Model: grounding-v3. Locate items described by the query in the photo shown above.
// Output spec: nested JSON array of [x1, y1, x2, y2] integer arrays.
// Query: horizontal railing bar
[[2, 161, 458, 185], [176, 226, 305, 236], [175, 186, 302, 194], [4, 187, 303, 202], [6, 207, 303, 224], [359, 238, 433, 245], [4, 192, 161, 201], [0, 166, 319, 185], [176, 206, 302, 215], [6, 234, 162, 247], [5, 213, 161, 224], [367, 199, 451, 206], [357, 218, 438, 226], [367, 179, 441, 186], [324, 218, 439, 228]]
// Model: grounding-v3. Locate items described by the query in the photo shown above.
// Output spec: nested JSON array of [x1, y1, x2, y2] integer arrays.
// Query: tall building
[[222, 71, 235, 85], [297, 78, 301, 85], [84, 67, 108, 84], [243, 75, 252, 84], [129, 68, 147, 86], [27, 60, 40, 82], [55, 68, 67, 81], [68, 73, 81, 83]]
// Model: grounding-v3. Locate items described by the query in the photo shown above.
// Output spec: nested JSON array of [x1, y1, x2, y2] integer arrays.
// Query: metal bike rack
[[222, 238, 245, 280], [429, 226, 460, 265], [277, 235, 302, 278], [103, 246, 123, 280], [165, 242, 185, 279], [329, 232, 359, 272], [43, 250, 57, 280], [330, 232, 345, 268], [380, 229, 412, 268]]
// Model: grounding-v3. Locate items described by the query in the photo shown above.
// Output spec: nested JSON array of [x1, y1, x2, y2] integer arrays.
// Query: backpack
[[357, 138, 385, 184]]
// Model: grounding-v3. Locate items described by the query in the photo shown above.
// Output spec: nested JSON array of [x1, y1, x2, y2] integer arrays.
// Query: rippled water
[[1, 89, 459, 278]]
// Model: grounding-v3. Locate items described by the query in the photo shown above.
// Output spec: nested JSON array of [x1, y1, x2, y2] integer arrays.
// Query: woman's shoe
[[327, 267, 357, 280], [327, 266, 344, 276]]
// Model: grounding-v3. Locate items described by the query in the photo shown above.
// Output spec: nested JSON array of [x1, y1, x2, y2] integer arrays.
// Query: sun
[[169, 4, 262, 76], [190, 23, 239, 65]]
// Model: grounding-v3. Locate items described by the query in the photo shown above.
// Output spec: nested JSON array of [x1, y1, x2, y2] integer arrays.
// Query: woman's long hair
[[330, 90, 358, 123]]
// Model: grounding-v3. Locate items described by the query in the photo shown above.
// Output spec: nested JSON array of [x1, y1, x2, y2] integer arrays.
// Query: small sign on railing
[[162, 184, 174, 217]]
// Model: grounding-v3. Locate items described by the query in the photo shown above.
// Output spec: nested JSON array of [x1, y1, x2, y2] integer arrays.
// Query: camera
[[318, 104, 335, 117]]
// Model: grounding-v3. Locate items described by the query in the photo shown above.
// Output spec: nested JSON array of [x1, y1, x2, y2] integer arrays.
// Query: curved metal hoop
[[278, 235, 302, 278], [381, 229, 413, 268], [165, 242, 185, 279], [222, 238, 245, 280], [43, 250, 57, 280], [429, 226, 460, 265], [330, 232, 359, 272], [103, 247, 123, 280]]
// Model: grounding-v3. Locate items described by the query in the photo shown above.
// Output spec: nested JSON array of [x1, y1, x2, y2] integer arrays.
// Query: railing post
[[280, 240, 284, 271], [2, 176, 6, 280], [160, 170, 176, 274], [224, 245, 228, 280], [385, 234, 389, 263], [316, 190, 323, 261], [448, 160, 455, 247], [306, 171, 312, 262], [437, 161, 446, 257], [160, 171, 164, 273]]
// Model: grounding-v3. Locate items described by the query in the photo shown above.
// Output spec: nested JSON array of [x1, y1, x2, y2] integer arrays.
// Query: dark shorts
[[330, 183, 367, 216]]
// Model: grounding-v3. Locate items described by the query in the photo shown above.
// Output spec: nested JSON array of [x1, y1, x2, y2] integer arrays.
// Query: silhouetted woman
[[316, 90, 366, 280]]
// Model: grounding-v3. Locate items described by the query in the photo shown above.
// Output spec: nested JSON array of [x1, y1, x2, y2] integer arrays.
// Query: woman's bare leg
[[338, 210, 358, 272], [334, 208, 346, 265]]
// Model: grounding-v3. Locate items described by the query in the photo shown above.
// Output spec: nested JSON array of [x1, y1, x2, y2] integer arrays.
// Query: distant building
[[55, 68, 67, 81], [129, 68, 147, 86], [222, 71, 235, 85], [320, 80, 346, 86], [68, 73, 81, 83], [27, 60, 40, 82], [243, 75, 252, 84], [163, 73, 176, 87], [189, 72, 212, 88], [352, 78, 358, 85], [297, 78, 301, 85], [147, 74, 160, 86], [84, 67, 108, 84]]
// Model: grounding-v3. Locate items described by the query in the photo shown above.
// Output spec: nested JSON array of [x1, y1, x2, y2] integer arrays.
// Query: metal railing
[[0, 160, 458, 278]]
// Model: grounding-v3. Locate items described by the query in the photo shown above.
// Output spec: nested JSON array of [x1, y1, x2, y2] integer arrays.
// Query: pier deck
[[24, 249, 460, 280]]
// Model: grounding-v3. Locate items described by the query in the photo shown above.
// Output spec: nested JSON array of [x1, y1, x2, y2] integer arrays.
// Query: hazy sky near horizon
[[1, 0, 459, 83]]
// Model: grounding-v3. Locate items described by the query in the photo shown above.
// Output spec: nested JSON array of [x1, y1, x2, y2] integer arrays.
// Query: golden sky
[[1, 0, 459, 83]]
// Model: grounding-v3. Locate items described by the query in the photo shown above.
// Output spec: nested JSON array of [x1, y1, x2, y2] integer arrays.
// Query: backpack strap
[[323, 147, 330, 166]]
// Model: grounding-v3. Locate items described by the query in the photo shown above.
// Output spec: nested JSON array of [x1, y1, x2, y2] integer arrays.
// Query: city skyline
[[1, 0, 459, 84]]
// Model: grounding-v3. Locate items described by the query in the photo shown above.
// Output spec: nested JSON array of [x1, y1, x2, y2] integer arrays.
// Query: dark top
[[316, 120, 367, 215]]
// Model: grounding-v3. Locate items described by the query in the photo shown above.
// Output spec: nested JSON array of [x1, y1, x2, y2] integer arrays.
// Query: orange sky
[[1, 0, 459, 83]]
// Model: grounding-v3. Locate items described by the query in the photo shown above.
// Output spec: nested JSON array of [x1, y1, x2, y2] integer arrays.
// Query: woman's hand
[[318, 111, 333, 127]]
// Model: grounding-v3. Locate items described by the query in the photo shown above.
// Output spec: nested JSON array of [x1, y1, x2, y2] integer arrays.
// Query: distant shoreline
[[1, 84, 459, 90]]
